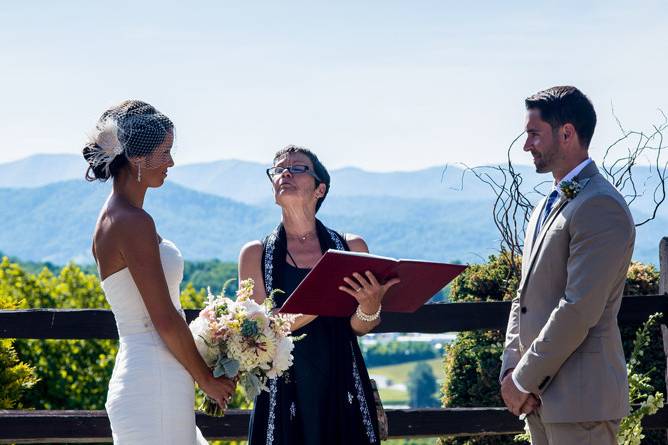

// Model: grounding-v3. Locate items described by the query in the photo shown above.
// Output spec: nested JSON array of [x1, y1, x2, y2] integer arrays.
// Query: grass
[[369, 358, 444, 384], [369, 358, 444, 406], [378, 387, 407, 404], [386, 439, 438, 445]]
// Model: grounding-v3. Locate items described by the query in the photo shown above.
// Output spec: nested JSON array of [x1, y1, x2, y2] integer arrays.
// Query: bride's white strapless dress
[[101, 239, 208, 444]]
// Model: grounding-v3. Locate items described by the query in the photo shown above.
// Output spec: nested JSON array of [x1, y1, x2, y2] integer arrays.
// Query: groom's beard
[[532, 143, 560, 174], [533, 153, 550, 173]]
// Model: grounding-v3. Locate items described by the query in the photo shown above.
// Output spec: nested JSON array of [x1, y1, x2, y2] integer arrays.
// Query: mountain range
[[0, 154, 497, 203], [0, 154, 665, 265]]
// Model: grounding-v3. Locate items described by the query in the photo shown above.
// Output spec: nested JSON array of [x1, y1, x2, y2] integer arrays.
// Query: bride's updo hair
[[83, 100, 174, 182]]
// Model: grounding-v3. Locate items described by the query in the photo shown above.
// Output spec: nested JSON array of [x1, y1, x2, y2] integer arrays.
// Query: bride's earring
[[137, 164, 142, 183]]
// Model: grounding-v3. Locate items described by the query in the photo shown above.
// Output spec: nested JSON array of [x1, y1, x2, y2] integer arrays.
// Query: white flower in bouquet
[[267, 336, 295, 379], [239, 297, 264, 317], [188, 278, 300, 416], [227, 316, 278, 372], [189, 316, 218, 367]]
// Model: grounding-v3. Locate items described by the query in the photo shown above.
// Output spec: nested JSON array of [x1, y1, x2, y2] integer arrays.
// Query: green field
[[369, 358, 444, 405], [370, 358, 444, 382], [385, 439, 438, 445], [378, 387, 407, 402]]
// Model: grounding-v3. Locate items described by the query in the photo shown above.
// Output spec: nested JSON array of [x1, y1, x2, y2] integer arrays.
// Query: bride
[[83, 100, 235, 444]]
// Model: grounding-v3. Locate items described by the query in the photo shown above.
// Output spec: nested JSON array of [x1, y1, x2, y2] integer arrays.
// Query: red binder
[[278, 250, 467, 316]]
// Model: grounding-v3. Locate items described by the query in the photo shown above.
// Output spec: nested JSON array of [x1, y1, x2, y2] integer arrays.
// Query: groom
[[500, 86, 635, 444]]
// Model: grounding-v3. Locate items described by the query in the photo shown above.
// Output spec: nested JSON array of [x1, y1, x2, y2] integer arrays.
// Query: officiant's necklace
[[286, 230, 317, 268], [287, 231, 316, 243]]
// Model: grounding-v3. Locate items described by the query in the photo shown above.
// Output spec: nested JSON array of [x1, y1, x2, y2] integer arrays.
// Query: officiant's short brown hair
[[273, 145, 330, 212], [525, 86, 597, 149]]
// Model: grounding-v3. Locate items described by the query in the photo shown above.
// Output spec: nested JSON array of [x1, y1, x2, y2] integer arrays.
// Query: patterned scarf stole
[[262, 219, 346, 298], [260, 220, 378, 444]]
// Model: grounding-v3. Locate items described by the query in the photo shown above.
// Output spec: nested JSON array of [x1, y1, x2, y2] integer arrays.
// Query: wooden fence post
[[662, 324, 668, 444], [659, 237, 668, 442], [659, 237, 668, 295]]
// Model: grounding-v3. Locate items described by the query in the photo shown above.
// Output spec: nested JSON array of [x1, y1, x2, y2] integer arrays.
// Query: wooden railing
[[2, 238, 668, 443]]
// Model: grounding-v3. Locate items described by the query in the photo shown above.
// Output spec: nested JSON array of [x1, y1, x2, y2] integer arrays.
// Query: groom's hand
[[520, 394, 541, 415], [501, 372, 529, 416]]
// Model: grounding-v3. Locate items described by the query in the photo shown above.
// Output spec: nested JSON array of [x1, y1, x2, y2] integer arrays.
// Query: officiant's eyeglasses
[[266, 165, 321, 182]]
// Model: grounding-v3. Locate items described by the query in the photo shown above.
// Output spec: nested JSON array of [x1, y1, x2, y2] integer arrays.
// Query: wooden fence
[[2, 239, 668, 443]]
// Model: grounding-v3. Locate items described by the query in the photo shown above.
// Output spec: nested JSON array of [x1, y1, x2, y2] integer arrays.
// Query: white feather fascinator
[[85, 117, 124, 177]]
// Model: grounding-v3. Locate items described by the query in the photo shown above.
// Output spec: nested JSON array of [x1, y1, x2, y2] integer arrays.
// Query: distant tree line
[[362, 341, 441, 368]]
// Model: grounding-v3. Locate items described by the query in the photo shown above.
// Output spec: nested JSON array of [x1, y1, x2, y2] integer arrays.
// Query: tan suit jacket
[[500, 161, 634, 423]]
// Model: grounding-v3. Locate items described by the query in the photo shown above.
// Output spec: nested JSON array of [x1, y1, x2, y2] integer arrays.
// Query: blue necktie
[[536, 190, 559, 235]]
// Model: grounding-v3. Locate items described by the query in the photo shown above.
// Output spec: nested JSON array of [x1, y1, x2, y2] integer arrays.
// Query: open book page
[[279, 250, 467, 316], [324, 249, 399, 262], [327, 249, 444, 265]]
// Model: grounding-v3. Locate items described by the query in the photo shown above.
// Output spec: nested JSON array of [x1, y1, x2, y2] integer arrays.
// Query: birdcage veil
[[84, 100, 175, 180]]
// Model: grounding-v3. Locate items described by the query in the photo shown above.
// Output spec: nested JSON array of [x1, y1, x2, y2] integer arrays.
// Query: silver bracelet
[[355, 304, 381, 322]]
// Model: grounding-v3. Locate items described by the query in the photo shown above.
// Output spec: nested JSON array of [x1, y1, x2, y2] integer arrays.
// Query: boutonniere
[[559, 179, 583, 200]]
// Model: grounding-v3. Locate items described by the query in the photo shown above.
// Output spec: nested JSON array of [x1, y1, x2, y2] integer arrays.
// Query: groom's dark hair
[[273, 145, 330, 212], [525, 86, 597, 149]]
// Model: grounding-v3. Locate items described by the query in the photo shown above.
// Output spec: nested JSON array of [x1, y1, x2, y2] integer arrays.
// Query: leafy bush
[[439, 253, 517, 445], [0, 258, 249, 415], [442, 253, 515, 411], [620, 262, 665, 445], [1, 259, 119, 410], [183, 259, 238, 294], [625, 261, 660, 296], [8, 254, 238, 295], [0, 292, 38, 409], [619, 313, 665, 445], [448, 252, 518, 303], [441, 330, 504, 410]]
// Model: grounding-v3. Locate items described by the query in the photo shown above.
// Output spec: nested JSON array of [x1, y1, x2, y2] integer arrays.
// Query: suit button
[[521, 307, 527, 314]]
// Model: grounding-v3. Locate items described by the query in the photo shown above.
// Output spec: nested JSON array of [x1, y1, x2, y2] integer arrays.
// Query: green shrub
[[182, 259, 238, 294], [619, 313, 665, 445], [1, 257, 249, 416], [1, 259, 119, 410], [439, 253, 518, 445], [0, 293, 38, 409], [620, 262, 665, 445], [448, 252, 518, 303]]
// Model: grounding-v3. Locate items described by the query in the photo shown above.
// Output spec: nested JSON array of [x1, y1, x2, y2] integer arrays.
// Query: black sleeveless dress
[[248, 223, 380, 445]]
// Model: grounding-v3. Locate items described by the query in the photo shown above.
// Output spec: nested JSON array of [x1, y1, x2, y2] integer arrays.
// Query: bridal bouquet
[[189, 278, 298, 416]]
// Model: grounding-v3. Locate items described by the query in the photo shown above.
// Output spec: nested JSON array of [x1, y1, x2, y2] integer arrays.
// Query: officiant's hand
[[501, 372, 529, 416], [340, 271, 400, 314]]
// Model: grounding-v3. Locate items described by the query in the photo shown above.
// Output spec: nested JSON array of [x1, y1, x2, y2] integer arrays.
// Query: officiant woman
[[238, 145, 399, 445]]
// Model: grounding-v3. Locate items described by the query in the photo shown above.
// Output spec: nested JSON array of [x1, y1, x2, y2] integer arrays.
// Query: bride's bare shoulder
[[96, 201, 157, 248]]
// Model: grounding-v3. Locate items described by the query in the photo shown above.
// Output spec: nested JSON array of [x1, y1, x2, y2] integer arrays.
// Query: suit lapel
[[519, 161, 600, 294], [528, 196, 568, 261], [522, 197, 544, 266], [519, 195, 568, 293]]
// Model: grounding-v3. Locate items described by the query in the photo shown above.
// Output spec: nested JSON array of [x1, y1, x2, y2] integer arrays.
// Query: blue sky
[[1, 1, 666, 171]]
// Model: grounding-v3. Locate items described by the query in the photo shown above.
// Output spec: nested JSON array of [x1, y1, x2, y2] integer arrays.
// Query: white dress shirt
[[552, 158, 592, 197]]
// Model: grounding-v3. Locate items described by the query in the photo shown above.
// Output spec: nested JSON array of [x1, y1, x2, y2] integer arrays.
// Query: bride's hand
[[200, 375, 236, 408]]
